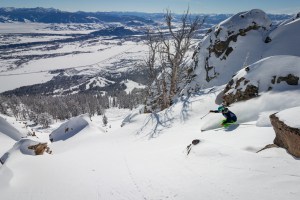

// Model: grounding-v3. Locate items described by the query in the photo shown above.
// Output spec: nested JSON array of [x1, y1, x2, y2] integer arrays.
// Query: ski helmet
[[218, 106, 225, 112]]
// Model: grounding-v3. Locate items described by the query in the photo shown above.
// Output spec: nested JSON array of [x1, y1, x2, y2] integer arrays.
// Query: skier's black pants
[[222, 116, 237, 124]]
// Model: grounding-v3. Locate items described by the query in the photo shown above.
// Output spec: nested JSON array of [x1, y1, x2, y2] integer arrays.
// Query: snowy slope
[[183, 10, 300, 94], [0, 116, 25, 141], [122, 79, 146, 94], [265, 14, 300, 57], [1, 88, 300, 199]]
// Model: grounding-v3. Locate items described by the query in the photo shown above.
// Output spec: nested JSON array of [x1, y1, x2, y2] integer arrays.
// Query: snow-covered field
[[0, 40, 146, 92], [1, 88, 300, 200], [0, 23, 148, 93], [0, 22, 104, 34], [0, 35, 73, 45]]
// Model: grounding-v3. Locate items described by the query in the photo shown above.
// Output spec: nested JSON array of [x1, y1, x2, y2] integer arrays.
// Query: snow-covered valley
[[0, 22, 149, 94]]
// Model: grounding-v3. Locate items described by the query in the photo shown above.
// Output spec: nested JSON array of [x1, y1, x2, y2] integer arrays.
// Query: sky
[[0, 0, 299, 14]]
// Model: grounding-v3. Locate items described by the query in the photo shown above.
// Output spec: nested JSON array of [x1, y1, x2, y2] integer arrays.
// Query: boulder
[[28, 143, 52, 155], [223, 77, 258, 104], [270, 108, 300, 158]]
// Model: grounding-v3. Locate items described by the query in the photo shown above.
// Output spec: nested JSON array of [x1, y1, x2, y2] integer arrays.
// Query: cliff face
[[270, 108, 300, 158]]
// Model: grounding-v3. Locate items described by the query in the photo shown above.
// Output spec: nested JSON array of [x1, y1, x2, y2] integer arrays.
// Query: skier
[[210, 104, 237, 127]]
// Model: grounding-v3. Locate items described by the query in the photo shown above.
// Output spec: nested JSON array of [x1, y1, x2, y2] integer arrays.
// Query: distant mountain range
[[0, 7, 292, 24], [0, 7, 155, 24]]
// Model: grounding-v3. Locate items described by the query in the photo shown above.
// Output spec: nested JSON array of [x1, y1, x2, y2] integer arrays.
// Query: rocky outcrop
[[221, 56, 300, 105], [275, 74, 299, 85], [28, 143, 52, 155], [223, 73, 299, 105], [178, 9, 275, 96], [270, 113, 300, 158], [223, 74, 300, 105], [223, 76, 259, 105], [203, 22, 265, 82], [209, 23, 260, 59]]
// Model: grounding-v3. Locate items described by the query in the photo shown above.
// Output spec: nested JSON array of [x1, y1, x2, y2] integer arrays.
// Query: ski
[[186, 144, 192, 155], [201, 123, 255, 132]]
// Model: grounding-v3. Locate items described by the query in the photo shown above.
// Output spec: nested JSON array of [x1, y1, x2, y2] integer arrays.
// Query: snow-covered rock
[[27, 142, 51, 155], [18, 139, 49, 155], [0, 138, 49, 165], [49, 116, 89, 142], [222, 55, 300, 104], [270, 107, 300, 157], [276, 107, 300, 129], [182, 9, 300, 95]]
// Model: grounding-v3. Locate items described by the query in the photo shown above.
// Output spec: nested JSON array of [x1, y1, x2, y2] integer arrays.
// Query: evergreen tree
[[102, 114, 108, 126]]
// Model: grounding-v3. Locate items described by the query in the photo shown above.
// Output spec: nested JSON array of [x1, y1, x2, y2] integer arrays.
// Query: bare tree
[[144, 29, 161, 89], [145, 9, 204, 112], [163, 9, 204, 98]]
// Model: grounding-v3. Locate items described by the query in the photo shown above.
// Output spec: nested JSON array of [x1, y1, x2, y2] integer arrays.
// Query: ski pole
[[200, 112, 210, 119]]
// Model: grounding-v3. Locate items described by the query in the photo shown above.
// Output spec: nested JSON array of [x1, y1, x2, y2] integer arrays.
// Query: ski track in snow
[[123, 154, 147, 200]]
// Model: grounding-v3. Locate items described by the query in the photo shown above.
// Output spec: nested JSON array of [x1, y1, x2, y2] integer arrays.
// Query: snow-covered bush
[[37, 113, 53, 128]]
